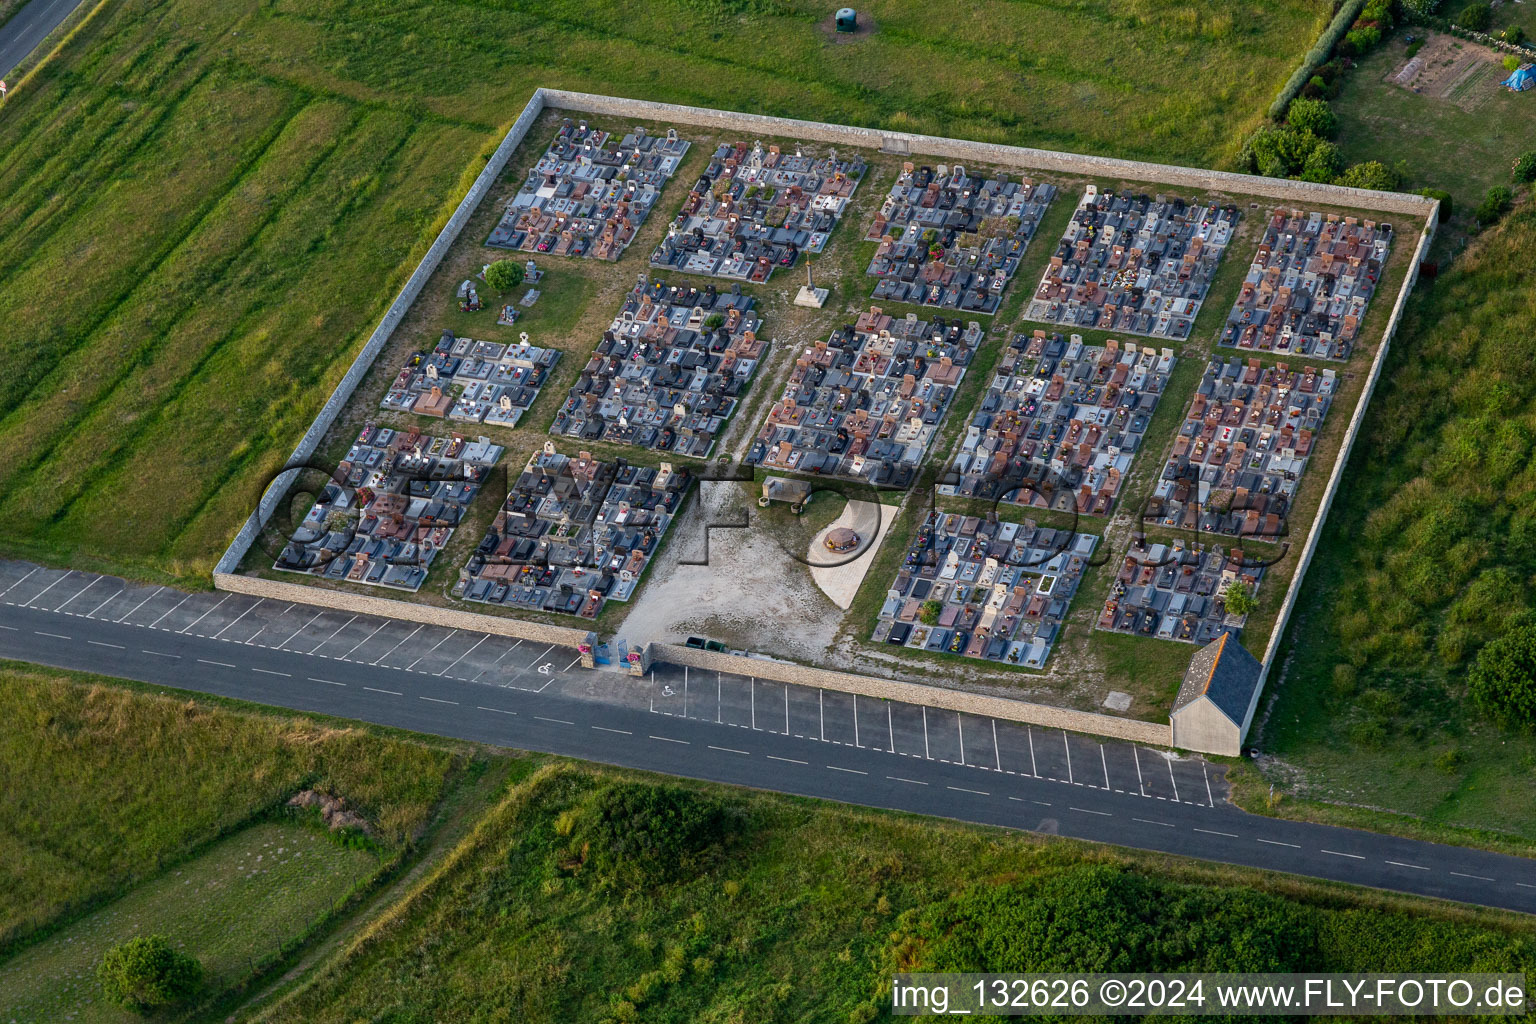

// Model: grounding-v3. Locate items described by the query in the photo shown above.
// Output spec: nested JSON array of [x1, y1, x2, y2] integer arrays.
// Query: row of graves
[[1220, 210, 1392, 362], [456, 445, 691, 619], [380, 331, 561, 429], [486, 121, 689, 261], [1146, 357, 1335, 537], [649, 141, 865, 283], [1025, 187, 1240, 340], [276, 426, 504, 592], [745, 307, 977, 488], [550, 276, 765, 458], [1097, 540, 1263, 645], [939, 331, 1175, 516], [876, 510, 1098, 669], [866, 164, 1057, 314]]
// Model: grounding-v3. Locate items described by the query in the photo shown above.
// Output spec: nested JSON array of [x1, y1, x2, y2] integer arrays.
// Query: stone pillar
[[578, 631, 598, 669], [627, 643, 652, 677]]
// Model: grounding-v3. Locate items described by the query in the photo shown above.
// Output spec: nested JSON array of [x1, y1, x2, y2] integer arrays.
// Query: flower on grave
[[578, 643, 592, 654]]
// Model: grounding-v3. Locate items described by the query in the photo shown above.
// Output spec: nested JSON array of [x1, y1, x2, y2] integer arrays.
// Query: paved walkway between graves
[[809, 499, 892, 610]]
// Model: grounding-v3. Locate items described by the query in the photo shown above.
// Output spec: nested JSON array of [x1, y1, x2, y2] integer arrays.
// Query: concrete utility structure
[[1170, 631, 1263, 755]]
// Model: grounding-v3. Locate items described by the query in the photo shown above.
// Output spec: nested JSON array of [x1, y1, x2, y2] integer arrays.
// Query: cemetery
[[380, 330, 561, 428], [1146, 357, 1336, 537], [745, 307, 979, 487], [456, 445, 691, 618], [1219, 210, 1393, 361], [275, 426, 504, 592], [549, 275, 766, 458], [865, 164, 1056, 313], [1097, 539, 1264, 646], [649, 140, 865, 282], [1024, 186, 1240, 340], [485, 120, 690, 260], [939, 330, 1175, 516], [874, 509, 1098, 669]]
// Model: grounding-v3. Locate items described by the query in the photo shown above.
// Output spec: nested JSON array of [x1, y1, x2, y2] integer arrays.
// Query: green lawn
[[0, 820, 381, 1024], [0, 0, 1328, 585], [258, 762, 1536, 1023], [1254, 203, 1536, 841], [0, 663, 461, 953]]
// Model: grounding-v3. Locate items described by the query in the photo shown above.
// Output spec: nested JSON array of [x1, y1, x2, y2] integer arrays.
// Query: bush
[[1343, 24, 1382, 54], [1505, 55, 1522, 72], [1418, 187, 1453, 220], [1502, 25, 1525, 44], [1468, 624, 1536, 729], [1286, 97, 1337, 138], [1401, 0, 1441, 13], [1474, 184, 1513, 223], [1222, 582, 1260, 617], [1250, 125, 1327, 178], [1362, 0, 1395, 29], [1406, 38, 1424, 57], [1513, 150, 1536, 184], [1335, 160, 1401, 191], [484, 259, 524, 294], [918, 600, 943, 625], [97, 935, 203, 1014], [1454, 2, 1491, 30], [1269, 0, 1371, 117], [582, 783, 728, 886]]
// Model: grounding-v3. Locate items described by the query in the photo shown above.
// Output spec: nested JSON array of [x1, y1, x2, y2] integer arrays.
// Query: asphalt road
[[3, 595, 1536, 914], [0, 0, 83, 79]]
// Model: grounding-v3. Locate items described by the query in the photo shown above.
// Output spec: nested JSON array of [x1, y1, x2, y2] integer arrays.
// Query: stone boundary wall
[[213, 572, 592, 647], [213, 91, 551, 575], [540, 89, 1436, 217], [1244, 202, 1441, 736], [653, 643, 1173, 746]]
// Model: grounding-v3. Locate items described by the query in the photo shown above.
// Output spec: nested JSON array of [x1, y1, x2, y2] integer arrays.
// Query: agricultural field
[[1255, 204, 1536, 840], [259, 762, 1536, 1023], [0, 663, 461, 952], [0, 0, 1329, 586]]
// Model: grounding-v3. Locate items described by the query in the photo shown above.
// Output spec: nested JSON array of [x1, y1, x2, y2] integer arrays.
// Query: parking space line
[[34, 631, 71, 640], [438, 634, 488, 676], [564, 655, 582, 672], [1063, 730, 1073, 784], [338, 621, 388, 659], [593, 725, 632, 735], [1101, 745, 1110, 790], [86, 587, 127, 619], [992, 720, 1001, 772], [1028, 726, 1037, 777], [363, 686, 402, 696], [709, 745, 748, 755], [0, 566, 39, 597], [827, 765, 866, 775], [371, 624, 424, 666], [784, 682, 789, 735], [891, 703, 897, 754], [310, 615, 358, 654], [21, 571, 71, 607], [1194, 828, 1238, 838], [211, 598, 263, 639], [87, 640, 125, 649], [54, 576, 100, 612], [252, 668, 290, 678], [853, 693, 860, 747], [957, 713, 964, 766], [180, 595, 230, 634], [148, 594, 192, 628], [274, 612, 322, 649], [1133, 746, 1146, 796], [1167, 756, 1179, 802], [1386, 860, 1429, 871], [1322, 849, 1365, 860], [767, 755, 807, 765], [1257, 839, 1300, 848], [196, 658, 235, 668], [406, 629, 456, 671], [1203, 762, 1215, 806], [818, 688, 824, 741], [922, 706, 930, 759], [116, 588, 163, 623]]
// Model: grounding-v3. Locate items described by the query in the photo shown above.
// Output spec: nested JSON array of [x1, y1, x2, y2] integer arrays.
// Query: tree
[[1475, 184, 1513, 224], [1468, 625, 1536, 729], [1249, 125, 1323, 178], [1300, 140, 1343, 183], [1512, 150, 1536, 184], [1454, 2, 1491, 30], [484, 259, 525, 294], [1335, 160, 1401, 191], [1222, 582, 1259, 617], [1418, 187, 1453, 220], [98, 935, 203, 1014], [1286, 97, 1336, 139]]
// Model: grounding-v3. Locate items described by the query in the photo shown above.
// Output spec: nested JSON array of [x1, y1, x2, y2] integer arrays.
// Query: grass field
[[0, 663, 461, 953], [0, 820, 381, 1024], [1254, 203, 1536, 840], [0, 0, 1328, 586], [259, 762, 1536, 1023]]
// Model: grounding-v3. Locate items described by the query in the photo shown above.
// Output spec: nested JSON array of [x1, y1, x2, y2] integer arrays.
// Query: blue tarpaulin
[[1504, 66, 1535, 92]]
